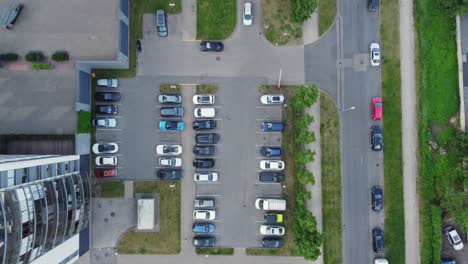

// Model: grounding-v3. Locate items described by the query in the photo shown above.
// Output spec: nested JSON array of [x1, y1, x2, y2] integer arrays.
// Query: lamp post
[[342, 106, 356, 112]]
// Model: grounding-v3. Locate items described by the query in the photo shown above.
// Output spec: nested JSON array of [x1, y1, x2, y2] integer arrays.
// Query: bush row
[[291, 85, 322, 261], [291, 0, 317, 23], [0, 51, 69, 62], [32, 63, 52, 70]]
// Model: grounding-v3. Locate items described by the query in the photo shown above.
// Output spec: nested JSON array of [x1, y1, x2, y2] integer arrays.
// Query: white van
[[255, 198, 286, 211]]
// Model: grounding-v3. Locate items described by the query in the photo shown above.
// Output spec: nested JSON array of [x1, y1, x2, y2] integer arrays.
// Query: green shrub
[[25, 52, 45, 62], [0, 53, 19, 61], [291, 0, 317, 23], [32, 63, 52, 70], [52, 51, 69, 62], [430, 205, 442, 263]]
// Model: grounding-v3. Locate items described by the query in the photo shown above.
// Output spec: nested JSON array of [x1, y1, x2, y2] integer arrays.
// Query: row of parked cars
[[93, 78, 121, 128], [255, 198, 287, 248]]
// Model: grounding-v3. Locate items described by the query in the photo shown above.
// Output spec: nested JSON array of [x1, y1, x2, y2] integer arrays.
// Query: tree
[[296, 130, 316, 144], [293, 207, 322, 261], [295, 148, 316, 167], [296, 168, 315, 185], [291, 0, 317, 23]]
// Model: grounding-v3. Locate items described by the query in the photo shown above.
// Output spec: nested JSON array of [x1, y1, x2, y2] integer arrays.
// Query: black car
[[368, 0, 379, 12], [262, 237, 283, 248], [259, 172, 284, 183], [193, 159, 215, 168], [196, 133, 220, 144], [192, 120, 217, 130], [372, 227, 384, 253], [193, 236, 216, 247], [95, 92, 121, 102], [157, 169, 183, 180], [193, 145, 216, 156], [371, 186, 383, 212], [95, 105, 118, 115], [160, 107, 184, 117], [200, 41, 224, 52], [371, 125, 383, 151]]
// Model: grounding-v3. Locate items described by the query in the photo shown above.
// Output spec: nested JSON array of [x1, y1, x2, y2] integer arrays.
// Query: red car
[[95, 168, 117, 178], [371, 97, 382, 120]]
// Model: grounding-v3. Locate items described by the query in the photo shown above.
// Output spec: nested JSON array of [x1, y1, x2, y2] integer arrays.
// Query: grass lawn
[[196, 248, 234, 255], [197, 0, 236, 40], [94, 181, 125, 198], [77, 110, 91, 134], [160, 84, 182, 94], [94, 0, 181, 78], [380, 0, 405, 262], [117, 181, 181, 254], [318, 0, 337, 36], [320, 92, 342, 264], [414, 1, 464, 263], [196, 84, 218, 94], [246, 86, 300, 256], [262, 0, 303, 45]]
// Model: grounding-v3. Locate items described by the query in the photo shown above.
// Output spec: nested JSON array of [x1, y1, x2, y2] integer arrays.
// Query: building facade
[[0, 155, 91, 264]]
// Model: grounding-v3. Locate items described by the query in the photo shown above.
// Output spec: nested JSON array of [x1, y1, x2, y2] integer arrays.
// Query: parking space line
[[256, 106, 282, 109], [194, 182, 221, 184], [255, 131, 282, 134], [195, 194, 221, 197], [95, 115, 123, 118], [255, 220, 265, 223], [96, 128, 123, 131], [255, 182, 281, 185]]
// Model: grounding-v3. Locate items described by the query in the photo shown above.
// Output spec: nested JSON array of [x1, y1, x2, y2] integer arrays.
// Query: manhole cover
[[110, 212, 115, 217], [104, 218, 109, 223], [105, 253, 109, 257], [216, 56, 220, 61]]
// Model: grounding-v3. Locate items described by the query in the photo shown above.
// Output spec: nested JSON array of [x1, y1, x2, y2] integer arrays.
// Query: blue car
[[192, 223, 215, 233], [260, 147, 282, 157], [261, 122, 284, 132], [159, 120, 185, 131]]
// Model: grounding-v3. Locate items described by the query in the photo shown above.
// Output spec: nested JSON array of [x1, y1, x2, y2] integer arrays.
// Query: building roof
[[137, 199, 155, 230]]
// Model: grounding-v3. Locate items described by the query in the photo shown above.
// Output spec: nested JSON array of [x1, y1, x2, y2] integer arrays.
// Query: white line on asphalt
[[195, 182, 221, 184], [255, 182, 281, 185], [255, 220, 265, 223], [195, 194, 221, 197], [255, 106, 282, 109], [255, 131, 282, 134], [96, 128, 123, 131]]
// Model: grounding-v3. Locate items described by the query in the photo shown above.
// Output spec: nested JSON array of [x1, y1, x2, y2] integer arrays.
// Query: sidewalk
[[181, 0, 197, 40], [303, 11, 319, 44]]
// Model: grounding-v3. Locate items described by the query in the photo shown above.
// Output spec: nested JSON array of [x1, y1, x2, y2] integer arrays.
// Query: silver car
[[96, 78, 118, 88], [194, 198, 215, 208]]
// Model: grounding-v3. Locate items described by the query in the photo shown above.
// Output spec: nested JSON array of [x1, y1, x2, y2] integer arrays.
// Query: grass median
[[320, 92, 342, 264], [94, 181, 125, 198], [197, 0, 236, 40], [117, 181, 181, 254], [196, 248, 234, 255], [318, 0, 337, 36], [262, 0, 303, 45], [380, 0, 405, 262], [196, 84, 218, 94]]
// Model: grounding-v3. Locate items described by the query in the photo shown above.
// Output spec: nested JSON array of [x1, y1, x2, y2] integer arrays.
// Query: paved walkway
[[305, 96, 323, 264], [303, 11, 319, 44], [181, 0, 197, 40], [399, 0, 420, 263]]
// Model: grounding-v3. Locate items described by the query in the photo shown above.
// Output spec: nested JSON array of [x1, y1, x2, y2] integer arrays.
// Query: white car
[[194, 107, 216, 118], [260, 160, 285, 171], [259, 225, 285, 236], [156, 144, 182, 155], [193, 94, 215, 105], [193, 210, 216, 220], [92, 143, 118, 154], [194, 172, 219, 182], [444, 226, 464, 250], [243, 2, 253, 26], [159, 157, 182, 167], [260, 94, 285, 104], [95, 156, 117, 166], [96, 78, 119, 88], [92, 118, 117, 128], [370, 43, 381, 66]]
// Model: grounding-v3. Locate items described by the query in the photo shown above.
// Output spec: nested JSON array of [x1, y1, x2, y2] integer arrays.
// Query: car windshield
[[272, 96, 280, 101], [164, 146, 176, 152], [98, 145, 113, 152], [375, 102, 382, 107], [245, 14, 251, 19]]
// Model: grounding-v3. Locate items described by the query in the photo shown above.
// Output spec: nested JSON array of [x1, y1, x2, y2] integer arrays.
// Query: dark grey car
[[195, 133, 220, 144], [160, 107, 184, 117], [193, 236, 216, 247]]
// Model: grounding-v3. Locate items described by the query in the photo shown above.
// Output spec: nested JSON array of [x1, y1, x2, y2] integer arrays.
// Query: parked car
[[158, 94, 182, 104], [92, 143, 118, 154], [159, 157, 182, 167], [368, 0, 379, 12], [260, 147, 282, 157], [194, 198, 215, 208], [260, 225, 285, 236], [371, 186, 383, 212], [156, 144, 182, 155], [259, 172, 283, 182], [200, 41, 224, 52], [243, 2, 253, 26], [255, 198, 286, 211], [193, 159, 215, 168], [92, 118, 117, 128], [262, 237, 283, 248], [96, 78, 118, 88], [260, 94, 285, 104], [371, 125, 383, 151], [156, 9, 168, 37], [193, 120, 217, 130], [193, 236, 216, 247], [371, 97, 383, 120], [260, 160, 285, 171], [372, 227, 384, 253], [160, 107, 184, 117], [193, 94, 215, 105], [370, 43, 381, 66], [194, 172, 218, 182], [95, 168, 117, 178], [441, 259, 456, 264], [264, 212, 284, 223], [96, 105, 118, 115], [196, 133, 220, 144], [95, 92, 121, 102], [193, 145, 216, 156], [261, 122, 284, 132], [193, 210, 216, 220], [159, 120, 185, 131], [444, 226, 464, 250], [194, 107, 215, 118], [95, 156, 117, 166], [157, 169, 183, 180], [192, 223, 215, 233]]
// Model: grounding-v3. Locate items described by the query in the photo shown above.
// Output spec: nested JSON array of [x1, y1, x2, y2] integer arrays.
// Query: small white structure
[[137, 199, 155, 231]]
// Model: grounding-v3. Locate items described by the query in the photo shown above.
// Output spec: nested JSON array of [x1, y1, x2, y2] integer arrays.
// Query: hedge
[[52, 51, 70, 62], [26, 52, 45, 62], [32, 63, 52, 70], [0, 53, 19, 61]]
